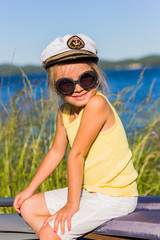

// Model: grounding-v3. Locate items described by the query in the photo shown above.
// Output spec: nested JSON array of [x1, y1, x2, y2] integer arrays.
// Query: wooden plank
[[82, 233, 137, 240]]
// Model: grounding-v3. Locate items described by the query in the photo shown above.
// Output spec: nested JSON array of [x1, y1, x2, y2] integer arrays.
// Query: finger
[[13, 196, 19, 206], [15, 207, 21, 213], [13, 198, 21, 213], [54, 217, 60, 234], [13, 196, 23, 209], [17, 197, 25, 206], [14, 202, 21, 213], [43, 214, 56, 226], [60, 217, 66, 235], [14, 205, 21, 213], [67, 217, 71, 231]]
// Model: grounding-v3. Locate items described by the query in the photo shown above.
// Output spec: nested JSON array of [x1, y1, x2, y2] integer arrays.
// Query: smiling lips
[[72, 91, 88, 100]]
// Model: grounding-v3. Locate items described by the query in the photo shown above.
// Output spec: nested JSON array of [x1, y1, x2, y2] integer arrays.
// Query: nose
[[74, 82, 83, 92]]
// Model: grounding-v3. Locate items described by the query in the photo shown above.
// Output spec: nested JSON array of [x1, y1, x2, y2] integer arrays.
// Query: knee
[[20, 197, 34, 220]]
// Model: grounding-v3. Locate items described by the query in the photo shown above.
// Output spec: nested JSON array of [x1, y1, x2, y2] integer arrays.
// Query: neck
[[71, 105, 82, 115]]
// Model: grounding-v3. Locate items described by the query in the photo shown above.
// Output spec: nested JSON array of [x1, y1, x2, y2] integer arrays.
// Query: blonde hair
[[47, 60, 109, 96]]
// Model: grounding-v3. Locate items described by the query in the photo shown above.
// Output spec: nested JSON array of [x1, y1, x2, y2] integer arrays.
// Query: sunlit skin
[[13, 62, 115, 240]]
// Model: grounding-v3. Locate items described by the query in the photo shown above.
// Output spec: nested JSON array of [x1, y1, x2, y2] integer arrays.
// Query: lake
[[0, 66, 160, 130], [0, 66, 159, 101]]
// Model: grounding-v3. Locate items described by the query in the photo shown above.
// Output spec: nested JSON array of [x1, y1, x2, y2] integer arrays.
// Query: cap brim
[[42, 50, 98, 69]]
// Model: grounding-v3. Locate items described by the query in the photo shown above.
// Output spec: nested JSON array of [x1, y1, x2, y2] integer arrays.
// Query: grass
[[110, 66, 160, 195], [0, 67, 160, 213], [0, 69, 67, 213]]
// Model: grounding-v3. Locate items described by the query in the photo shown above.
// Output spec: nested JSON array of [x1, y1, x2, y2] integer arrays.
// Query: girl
[[13, 34, 138, 240]]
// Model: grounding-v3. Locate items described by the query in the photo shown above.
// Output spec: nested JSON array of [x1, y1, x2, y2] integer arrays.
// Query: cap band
[[43, 50, 98, 69]]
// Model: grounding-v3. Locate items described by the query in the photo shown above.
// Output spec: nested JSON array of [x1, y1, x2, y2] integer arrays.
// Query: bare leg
[[20, 192, 58, 237], [39, 224, 61, 240]]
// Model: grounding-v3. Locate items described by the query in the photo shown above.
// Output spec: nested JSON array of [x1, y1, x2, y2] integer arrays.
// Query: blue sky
[[1, 0, 160, 65]]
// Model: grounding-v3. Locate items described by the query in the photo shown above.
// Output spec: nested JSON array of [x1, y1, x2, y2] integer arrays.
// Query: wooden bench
[[0, 196, 160, 240]]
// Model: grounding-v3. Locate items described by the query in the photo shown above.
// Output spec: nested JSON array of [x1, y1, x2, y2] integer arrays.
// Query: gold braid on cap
[[43, 50, 98, 69]]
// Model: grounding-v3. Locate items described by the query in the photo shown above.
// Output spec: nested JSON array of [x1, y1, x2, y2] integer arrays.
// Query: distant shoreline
[[0, 55, 160, 75]]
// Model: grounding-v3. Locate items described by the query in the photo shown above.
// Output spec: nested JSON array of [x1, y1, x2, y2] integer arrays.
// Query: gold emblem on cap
[[67, 35, 85, 49]]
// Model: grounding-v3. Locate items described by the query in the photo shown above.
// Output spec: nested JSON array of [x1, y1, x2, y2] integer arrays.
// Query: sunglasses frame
[[55, 70, 98, 95]]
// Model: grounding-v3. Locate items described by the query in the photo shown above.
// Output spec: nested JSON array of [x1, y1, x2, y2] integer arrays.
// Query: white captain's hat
[[41, 34, 99, 69]]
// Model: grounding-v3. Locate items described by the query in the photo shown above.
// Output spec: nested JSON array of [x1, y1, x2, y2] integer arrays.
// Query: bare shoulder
[[85, 94, 111, 114], [83, 94, 115, 131]]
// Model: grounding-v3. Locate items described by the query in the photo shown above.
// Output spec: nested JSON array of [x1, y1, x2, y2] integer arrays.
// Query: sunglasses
[[55, 70, 98, 95]]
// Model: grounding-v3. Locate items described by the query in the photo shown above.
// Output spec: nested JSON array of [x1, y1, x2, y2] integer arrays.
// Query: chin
[[71, 99, 88, 108]]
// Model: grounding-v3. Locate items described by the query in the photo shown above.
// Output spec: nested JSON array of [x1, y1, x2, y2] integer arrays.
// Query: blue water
[[0, 67, 160, 126], [0, 72, 47, 102], [105, 67, 160, 102], [0, 67, 159, 103]]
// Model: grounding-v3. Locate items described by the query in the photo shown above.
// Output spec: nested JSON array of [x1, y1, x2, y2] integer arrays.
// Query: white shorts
[[45, 187, 137, 240]]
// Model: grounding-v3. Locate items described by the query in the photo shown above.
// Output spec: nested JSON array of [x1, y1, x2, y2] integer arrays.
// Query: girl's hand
[[43, 203, 79, 235], [13, 187, 35, 213]]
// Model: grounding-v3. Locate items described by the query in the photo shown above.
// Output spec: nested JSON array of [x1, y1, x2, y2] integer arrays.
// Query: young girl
[[13, 34, 138, 240]]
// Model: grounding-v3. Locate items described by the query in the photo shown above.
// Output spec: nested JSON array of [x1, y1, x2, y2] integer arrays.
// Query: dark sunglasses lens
[[80, 72, 97, 89], [58, 79, 74, 94]]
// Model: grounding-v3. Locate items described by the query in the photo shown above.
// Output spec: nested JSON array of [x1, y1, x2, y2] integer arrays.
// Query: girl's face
[[54, 62, 97, 108]]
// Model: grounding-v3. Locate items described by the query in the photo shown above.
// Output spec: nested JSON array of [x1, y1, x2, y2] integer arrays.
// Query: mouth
[[72, 91, 88, 100]]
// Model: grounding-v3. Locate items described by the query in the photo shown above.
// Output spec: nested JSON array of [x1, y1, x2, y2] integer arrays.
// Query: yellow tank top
[[62, 92, 138, 197]]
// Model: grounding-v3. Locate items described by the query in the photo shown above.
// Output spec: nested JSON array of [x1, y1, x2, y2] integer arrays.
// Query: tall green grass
[[0, 67, 160, 213], [0, 69, 67, 213], [111, 67, 160, 195]]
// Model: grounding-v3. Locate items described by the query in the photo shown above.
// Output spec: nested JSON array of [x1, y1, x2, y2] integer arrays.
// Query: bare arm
[[28, 108, 68, 192], [14, 107, 68, 212]]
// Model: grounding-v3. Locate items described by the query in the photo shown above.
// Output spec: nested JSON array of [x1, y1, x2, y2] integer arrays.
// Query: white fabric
[[41, 34, 98, 63], [45, 187, 137, 240]]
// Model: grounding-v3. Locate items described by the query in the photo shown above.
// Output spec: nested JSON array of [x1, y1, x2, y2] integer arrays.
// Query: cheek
[[61, 95, 70, 103], [88, 88, 97, 96]]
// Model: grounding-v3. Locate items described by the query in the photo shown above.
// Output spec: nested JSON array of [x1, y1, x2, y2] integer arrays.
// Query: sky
[[0, 0, 160, 65]]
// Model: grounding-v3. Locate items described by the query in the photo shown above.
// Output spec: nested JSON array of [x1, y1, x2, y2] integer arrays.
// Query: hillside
[[0, 64, 45, 75], [0, 55, 160, 75], [98, 55, 160, 69]]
